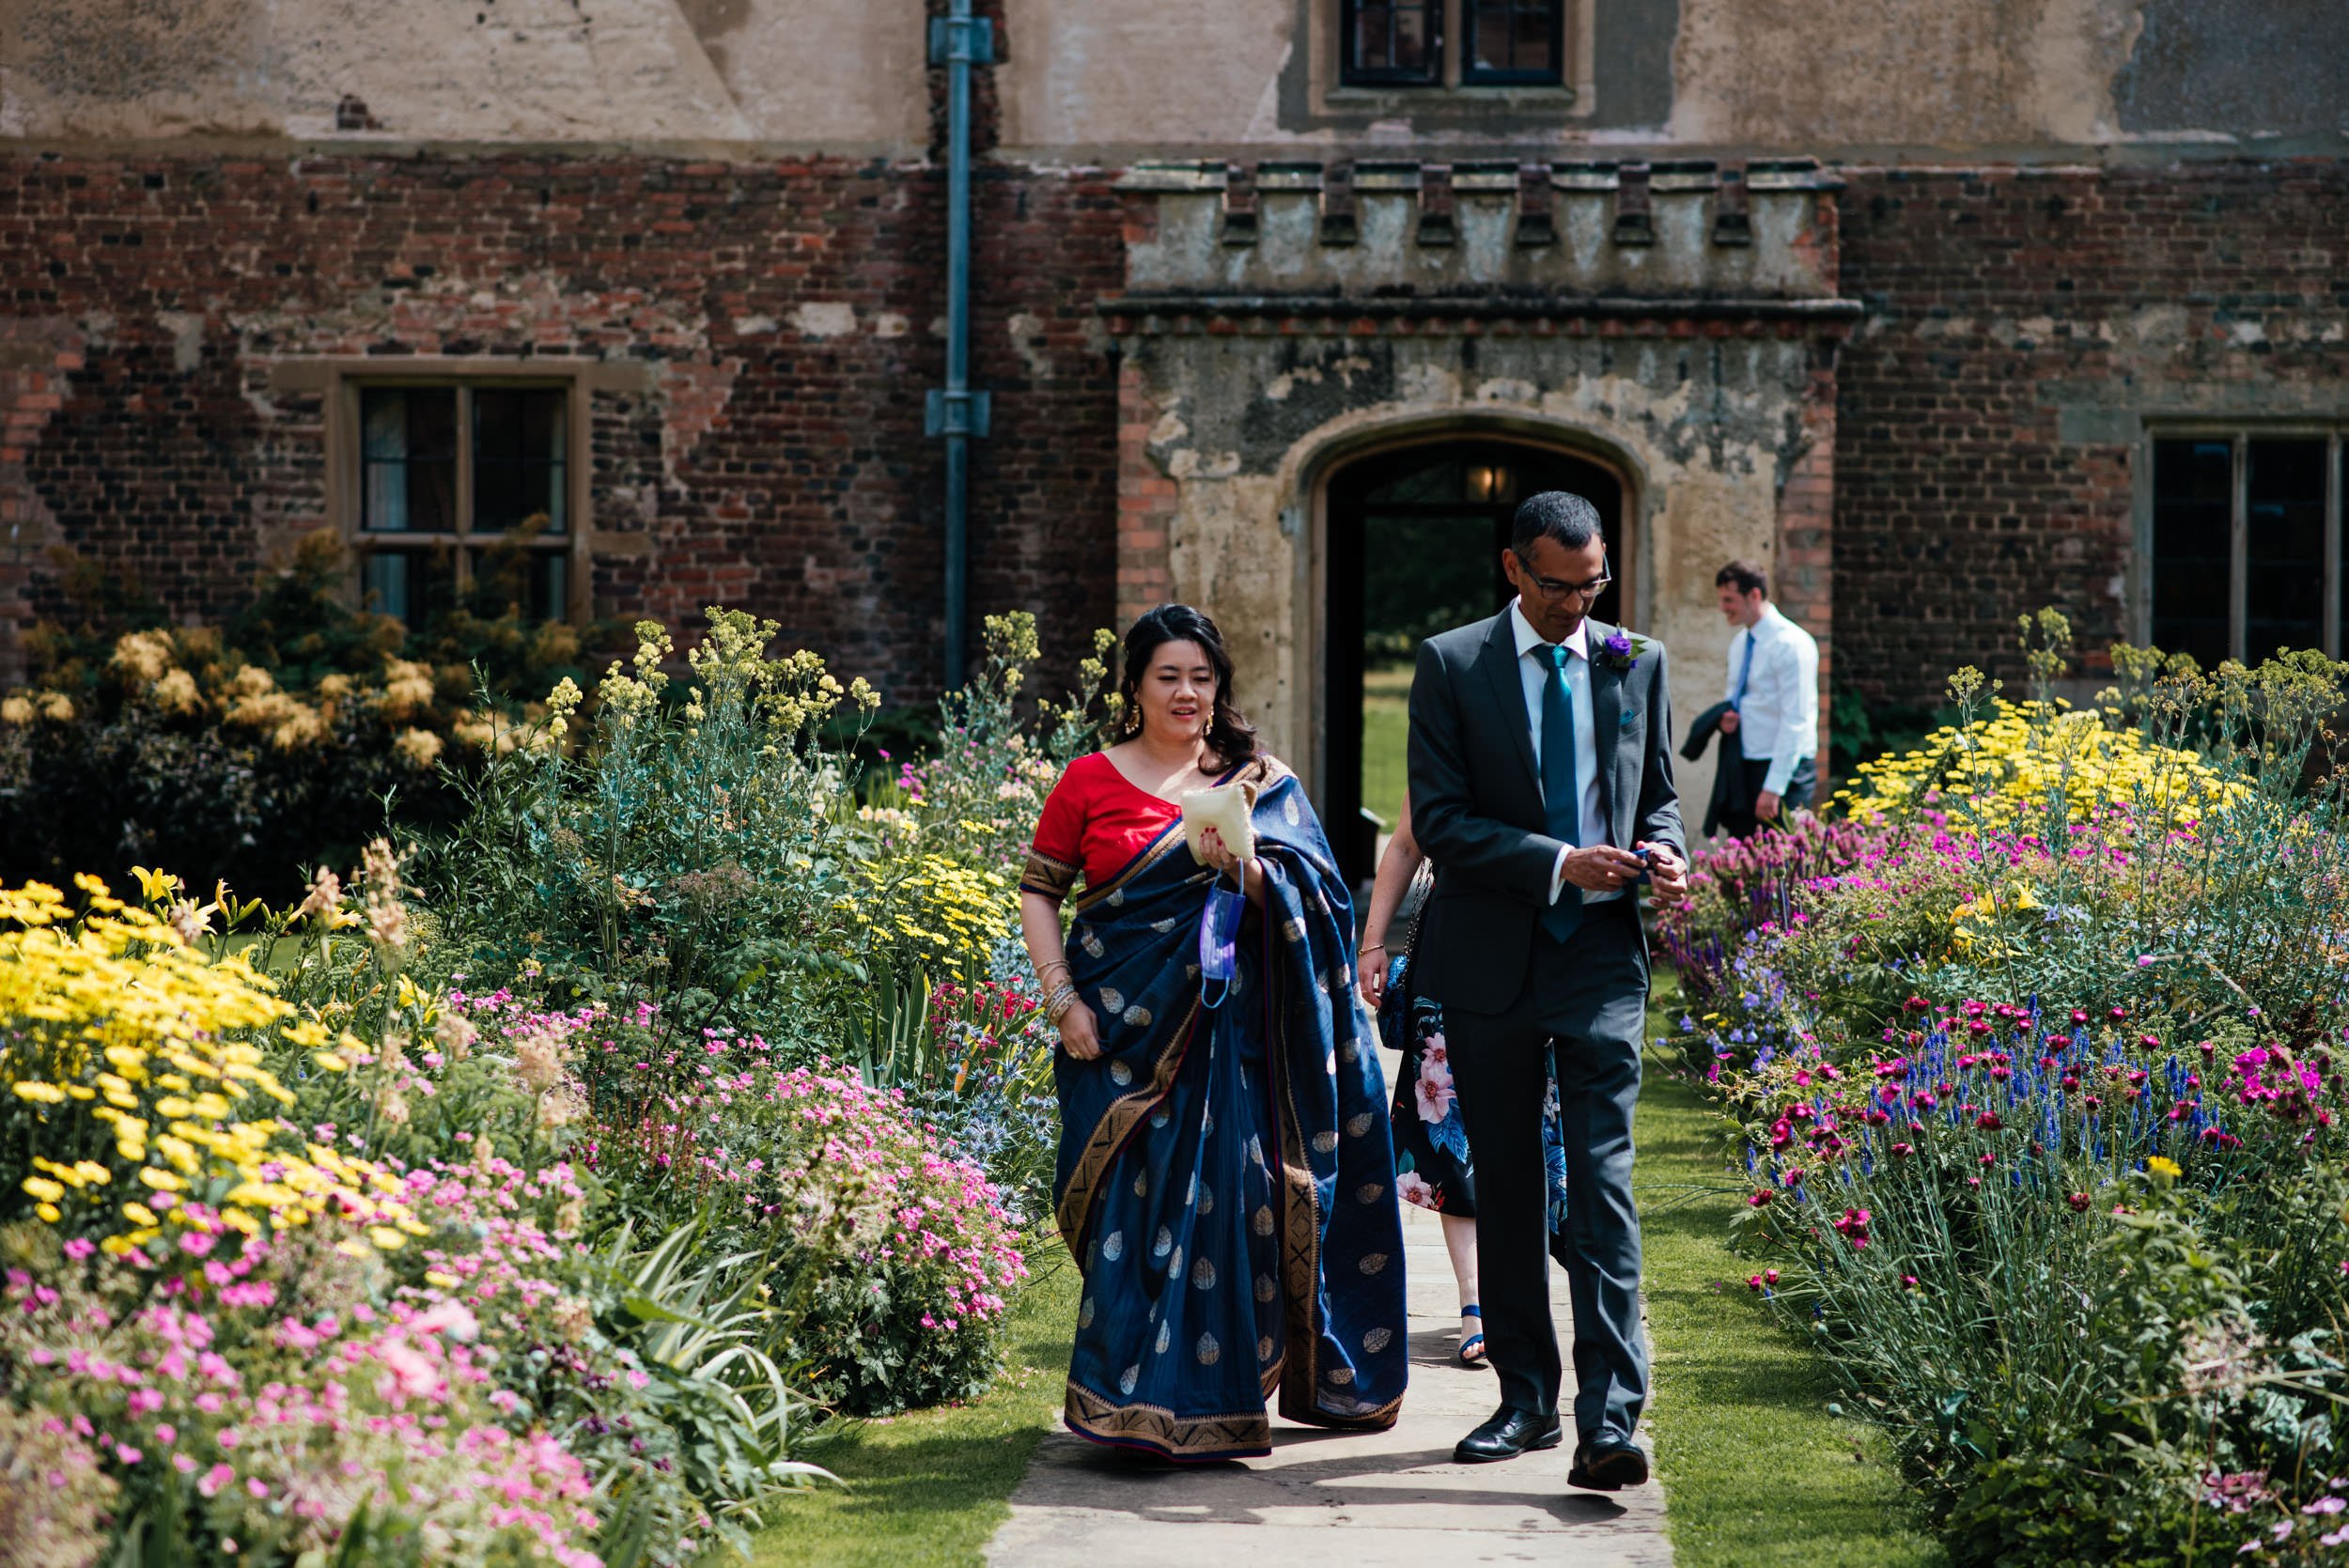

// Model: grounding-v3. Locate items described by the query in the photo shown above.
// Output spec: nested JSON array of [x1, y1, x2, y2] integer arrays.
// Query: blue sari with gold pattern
[[1022, 756, 1409, 1460]]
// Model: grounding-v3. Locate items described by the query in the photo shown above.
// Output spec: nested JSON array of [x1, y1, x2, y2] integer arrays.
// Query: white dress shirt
[[1724, 601, 1819, 797], [1508, 599, 1620, 906]]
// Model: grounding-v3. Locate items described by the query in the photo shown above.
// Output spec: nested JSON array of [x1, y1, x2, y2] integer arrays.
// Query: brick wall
[[1112, 360, 1176, 630], [0, 151, 1123, 702], [0, 318, 85, 681], [1833, 160, 2349, 708], [16, 146, 2348, 722]]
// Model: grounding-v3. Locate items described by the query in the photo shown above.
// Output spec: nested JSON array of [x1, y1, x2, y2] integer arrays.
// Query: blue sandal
[[1457, 1305, 1488, 1366]]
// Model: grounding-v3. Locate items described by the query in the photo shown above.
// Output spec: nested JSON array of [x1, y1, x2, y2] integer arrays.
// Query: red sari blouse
[[1021, 752, 1185, 901]]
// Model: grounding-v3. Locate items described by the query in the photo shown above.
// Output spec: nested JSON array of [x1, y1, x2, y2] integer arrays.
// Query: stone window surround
[[265, 356, 654, 626], [1315, 0, 1593, 118], [2134, 419, 2349, 661]]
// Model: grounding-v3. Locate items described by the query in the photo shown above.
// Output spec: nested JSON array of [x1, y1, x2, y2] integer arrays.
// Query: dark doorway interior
[[1324, 440, 1626, 888]]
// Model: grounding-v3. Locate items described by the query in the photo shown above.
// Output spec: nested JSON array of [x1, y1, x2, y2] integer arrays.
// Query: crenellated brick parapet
[[1112, 158, 1847, 307]]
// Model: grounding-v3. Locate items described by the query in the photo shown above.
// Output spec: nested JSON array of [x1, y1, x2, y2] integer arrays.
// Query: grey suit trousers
[[1443, 896, 1649, 1444]]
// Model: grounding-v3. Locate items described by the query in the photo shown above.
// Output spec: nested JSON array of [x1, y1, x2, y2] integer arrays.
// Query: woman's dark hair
[[1119, 603, 1258, 765]]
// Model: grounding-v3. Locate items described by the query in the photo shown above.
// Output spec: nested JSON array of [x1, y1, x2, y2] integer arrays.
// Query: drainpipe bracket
[[927, 388, 993, 439], [927, 15, 996, 66]]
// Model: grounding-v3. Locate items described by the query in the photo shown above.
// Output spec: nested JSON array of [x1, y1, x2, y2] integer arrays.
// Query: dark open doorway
[[1323, 439, 1628, 888]]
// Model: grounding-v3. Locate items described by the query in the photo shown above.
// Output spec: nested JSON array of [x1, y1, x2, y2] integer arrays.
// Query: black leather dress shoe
[[1566, 1437, 1650, 1490], [1453, 1405, 1564, 1464]]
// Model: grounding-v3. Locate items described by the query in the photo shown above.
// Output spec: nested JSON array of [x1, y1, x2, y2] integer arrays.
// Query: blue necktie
[[1539, 644, 1582, 944], [1732, 629, 1755, 709]]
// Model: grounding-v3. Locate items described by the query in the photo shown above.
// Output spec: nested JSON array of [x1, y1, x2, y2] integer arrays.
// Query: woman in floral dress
[[1358, 787, 1571, 1365]]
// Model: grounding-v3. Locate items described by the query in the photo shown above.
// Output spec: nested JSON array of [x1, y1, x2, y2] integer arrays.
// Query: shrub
[[770, 1064, 1028, 1416], [1663, 613, 2349, 1566], [1, 535, 601, 900], [427, 609, 879, 1054], [589, 1038, 1028, 1418], [0, 868, 844, 1564], [0, 594, 1118, 1561]]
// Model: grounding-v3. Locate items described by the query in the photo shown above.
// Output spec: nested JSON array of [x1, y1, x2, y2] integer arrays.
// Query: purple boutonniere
[[1595, 630, 1649, 673]]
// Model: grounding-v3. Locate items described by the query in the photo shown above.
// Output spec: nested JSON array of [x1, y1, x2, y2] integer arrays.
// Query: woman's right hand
[[1357, 950, 1388, 1008], [1057, 1001, 1104, 1061]]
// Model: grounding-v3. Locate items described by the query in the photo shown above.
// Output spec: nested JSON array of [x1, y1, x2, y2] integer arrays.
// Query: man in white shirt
[[1713, 561, 1819, 836]]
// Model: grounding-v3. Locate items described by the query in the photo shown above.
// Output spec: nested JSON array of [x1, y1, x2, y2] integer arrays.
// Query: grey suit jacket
[[1405, 610, 1687, 1011]]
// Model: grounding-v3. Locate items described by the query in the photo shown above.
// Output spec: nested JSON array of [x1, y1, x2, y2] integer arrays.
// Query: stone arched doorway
[[1318, 434, 1634, 887]]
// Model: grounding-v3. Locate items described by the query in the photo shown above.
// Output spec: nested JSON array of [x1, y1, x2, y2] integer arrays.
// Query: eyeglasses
[[1521, 558, 1614, 602]]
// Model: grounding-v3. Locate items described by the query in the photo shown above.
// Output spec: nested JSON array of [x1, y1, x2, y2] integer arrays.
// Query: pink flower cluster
[[1, 1234, 602, 1566]]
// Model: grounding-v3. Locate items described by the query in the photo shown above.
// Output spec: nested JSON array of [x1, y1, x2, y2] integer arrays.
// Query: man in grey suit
[[1406, 489, 1688, 1491]]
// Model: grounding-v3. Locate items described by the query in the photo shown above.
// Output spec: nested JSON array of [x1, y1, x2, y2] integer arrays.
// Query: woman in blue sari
[[1019, 605, 1409, 1462]]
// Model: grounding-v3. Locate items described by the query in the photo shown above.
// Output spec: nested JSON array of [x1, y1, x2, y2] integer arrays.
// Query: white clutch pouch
[[1179, 782, 1257, 866]]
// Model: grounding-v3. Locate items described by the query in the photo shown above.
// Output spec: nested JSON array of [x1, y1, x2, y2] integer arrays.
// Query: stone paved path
[[985, 1192, 1673, 1566]]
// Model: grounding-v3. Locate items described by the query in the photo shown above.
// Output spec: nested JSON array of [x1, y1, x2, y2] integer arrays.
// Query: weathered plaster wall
[[1119, 329, 1823, 809], [6, 0, 2344, 157], [998, 0, 1295, 152], [991, 0, 2345, 158], [0, 0, 926, 148], [670, 0, 927, 148], [2115, 0, 2349, 139], [1666, 0, 2144, 152]]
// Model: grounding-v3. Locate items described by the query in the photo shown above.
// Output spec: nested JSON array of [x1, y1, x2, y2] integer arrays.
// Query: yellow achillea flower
[[2, 875, 423, 1255], [1837, 699, 2247, 833]]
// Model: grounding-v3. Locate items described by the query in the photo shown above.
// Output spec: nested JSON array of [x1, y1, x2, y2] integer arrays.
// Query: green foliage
[[1, 535, 604, 899], [1828, 690, 1949, 780], [1664, 617, 2349, 1567], [1637, 1045, 1947, 1568], [0, 594, 1134, 1563], [426, 610, 879, 1051], [745, 1246, 1085, 1568]]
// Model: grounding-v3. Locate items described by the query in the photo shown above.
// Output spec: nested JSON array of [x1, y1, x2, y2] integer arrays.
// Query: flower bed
[[0, 609, 1107, 1564], [1659, 620, 2349, 1566]]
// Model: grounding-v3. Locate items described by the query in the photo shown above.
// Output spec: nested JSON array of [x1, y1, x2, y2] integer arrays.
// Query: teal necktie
[[1539, 643, 1583, 944]]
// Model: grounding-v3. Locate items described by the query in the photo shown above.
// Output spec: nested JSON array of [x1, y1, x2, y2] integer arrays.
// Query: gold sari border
[[1052, 998, 1204, 1255], [1065, 1379, 1273, 1460], [1019, 848, 1080, 902]]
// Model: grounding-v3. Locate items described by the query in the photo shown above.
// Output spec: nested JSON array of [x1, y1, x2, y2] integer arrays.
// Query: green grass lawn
[[1638, 1022, 1945, 1568], [748, 1244, 1083, 1568], [1361, 661, 1412, 832]]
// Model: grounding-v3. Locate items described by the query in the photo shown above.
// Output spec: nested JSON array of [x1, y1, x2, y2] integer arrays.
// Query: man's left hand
[[1754, 789, 1782, 822], [1639, 841, 1690, 908]]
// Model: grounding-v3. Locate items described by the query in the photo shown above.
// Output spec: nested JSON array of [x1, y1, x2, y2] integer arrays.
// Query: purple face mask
[[1199, 873, 1248, 1009]]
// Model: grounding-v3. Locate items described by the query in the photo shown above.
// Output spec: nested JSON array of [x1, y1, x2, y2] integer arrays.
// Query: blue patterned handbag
[[1374, 863, 1433, 1055]]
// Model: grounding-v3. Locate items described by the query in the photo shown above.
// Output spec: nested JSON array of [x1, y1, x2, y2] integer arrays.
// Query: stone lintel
[[1096, 294, 1867, 334], [1113, 156, 1841, 194]]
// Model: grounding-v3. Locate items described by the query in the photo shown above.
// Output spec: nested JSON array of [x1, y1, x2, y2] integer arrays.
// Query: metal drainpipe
[[928, 0, 993, 692]]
